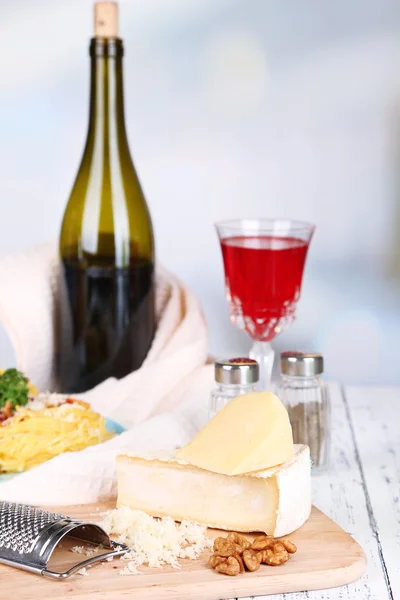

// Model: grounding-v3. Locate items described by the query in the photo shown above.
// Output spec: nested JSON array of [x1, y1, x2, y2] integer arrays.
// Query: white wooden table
[[241, 383, 400, 600]]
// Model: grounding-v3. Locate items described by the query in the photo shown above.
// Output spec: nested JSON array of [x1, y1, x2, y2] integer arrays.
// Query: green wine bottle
[[57, 2, 155, 393]]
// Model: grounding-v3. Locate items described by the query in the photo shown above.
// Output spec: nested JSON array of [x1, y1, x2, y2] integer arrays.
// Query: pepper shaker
[[209, 358, 259, 419], [276, 351, 331, 473]]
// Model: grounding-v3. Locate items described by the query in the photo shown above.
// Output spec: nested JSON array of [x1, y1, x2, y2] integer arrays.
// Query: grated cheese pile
[[71, 545, 102, 558], [101, 506, 213, 575]]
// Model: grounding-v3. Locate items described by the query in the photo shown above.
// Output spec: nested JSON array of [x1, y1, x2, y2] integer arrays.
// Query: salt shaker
[[209, 358, 259, 419], [276, 351, 330, 473]]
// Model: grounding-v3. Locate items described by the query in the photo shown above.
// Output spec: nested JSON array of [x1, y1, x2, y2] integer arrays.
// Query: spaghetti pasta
[[0, 398, 114, 473]]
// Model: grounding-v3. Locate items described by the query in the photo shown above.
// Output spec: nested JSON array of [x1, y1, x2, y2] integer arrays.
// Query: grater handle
[[42, 541, 128, 579]]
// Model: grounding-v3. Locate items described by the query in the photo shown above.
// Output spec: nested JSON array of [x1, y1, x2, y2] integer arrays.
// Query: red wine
[[58, 258, 155, 393], [220, 235, 309, 341]]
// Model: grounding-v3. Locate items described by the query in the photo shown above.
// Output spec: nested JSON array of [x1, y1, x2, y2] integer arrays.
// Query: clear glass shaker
[[276, 351, 330, 473], [209, 358, 259, 419]]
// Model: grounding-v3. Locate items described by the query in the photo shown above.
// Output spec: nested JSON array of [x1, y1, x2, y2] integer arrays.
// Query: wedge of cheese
[[116, 445, 311, 536], [175, 391, 294, 475]]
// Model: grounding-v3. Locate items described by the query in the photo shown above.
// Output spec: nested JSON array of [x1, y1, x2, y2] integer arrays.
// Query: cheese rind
[[116, 445, 311, 536], [175, 391, 294, 475]]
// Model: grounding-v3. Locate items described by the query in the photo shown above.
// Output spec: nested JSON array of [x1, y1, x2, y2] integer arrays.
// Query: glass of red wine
[[216, 219, 315, 390]]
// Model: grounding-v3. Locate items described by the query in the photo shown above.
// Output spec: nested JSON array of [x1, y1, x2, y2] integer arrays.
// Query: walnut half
[[226, 532, 251, 550], [257, 542, 289, 566], [242, 549, 260, 572], [208, 554, 241, 576]]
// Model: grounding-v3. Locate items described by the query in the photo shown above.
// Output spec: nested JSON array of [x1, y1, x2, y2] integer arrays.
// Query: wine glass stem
[[249, 341, 275, 391]]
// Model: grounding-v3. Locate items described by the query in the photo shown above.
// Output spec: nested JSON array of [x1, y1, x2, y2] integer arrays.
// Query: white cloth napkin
[[0, 242, 214, 505]]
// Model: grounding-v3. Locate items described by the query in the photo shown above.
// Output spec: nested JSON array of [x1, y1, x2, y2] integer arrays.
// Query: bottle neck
[[86, 38, 129, 150]]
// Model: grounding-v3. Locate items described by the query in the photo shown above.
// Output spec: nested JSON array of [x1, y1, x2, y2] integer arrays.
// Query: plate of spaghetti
[[0, 368, 125, 479]]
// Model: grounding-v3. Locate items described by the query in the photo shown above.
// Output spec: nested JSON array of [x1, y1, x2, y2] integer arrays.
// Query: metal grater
[[0, 501, 128, 579]]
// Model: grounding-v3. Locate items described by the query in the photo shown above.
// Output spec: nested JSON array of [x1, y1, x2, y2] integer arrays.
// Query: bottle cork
[[94, 2, 118, 38]]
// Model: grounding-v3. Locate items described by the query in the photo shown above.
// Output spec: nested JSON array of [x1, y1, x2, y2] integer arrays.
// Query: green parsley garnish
[[0, 368, 29, 410]]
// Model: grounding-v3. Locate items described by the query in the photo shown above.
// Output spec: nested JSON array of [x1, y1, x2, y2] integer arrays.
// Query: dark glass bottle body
[[57, 38, 155, 393]]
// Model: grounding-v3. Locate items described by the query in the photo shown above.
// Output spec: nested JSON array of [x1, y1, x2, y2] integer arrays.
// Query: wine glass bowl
[[216, 219, 315, 389]]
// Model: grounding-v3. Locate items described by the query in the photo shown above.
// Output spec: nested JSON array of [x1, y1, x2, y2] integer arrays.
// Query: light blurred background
[[0, 0, 399, 384]]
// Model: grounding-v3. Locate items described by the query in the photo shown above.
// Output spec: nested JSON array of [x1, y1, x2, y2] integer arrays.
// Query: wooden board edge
[[281, 549, 368, 595]]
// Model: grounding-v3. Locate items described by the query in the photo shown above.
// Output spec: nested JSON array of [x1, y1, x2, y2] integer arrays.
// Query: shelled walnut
[[208, 532, 297, 576], [209, 554, 241, 576], [242, 549, 260, 572]]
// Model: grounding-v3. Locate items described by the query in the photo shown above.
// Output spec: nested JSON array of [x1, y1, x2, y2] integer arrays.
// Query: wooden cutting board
[[0, 503, 366, 600]]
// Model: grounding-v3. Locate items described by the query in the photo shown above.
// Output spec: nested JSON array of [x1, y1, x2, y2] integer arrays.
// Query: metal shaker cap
[[280, 351, 324, 377], [215, 358, 259, 385]]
